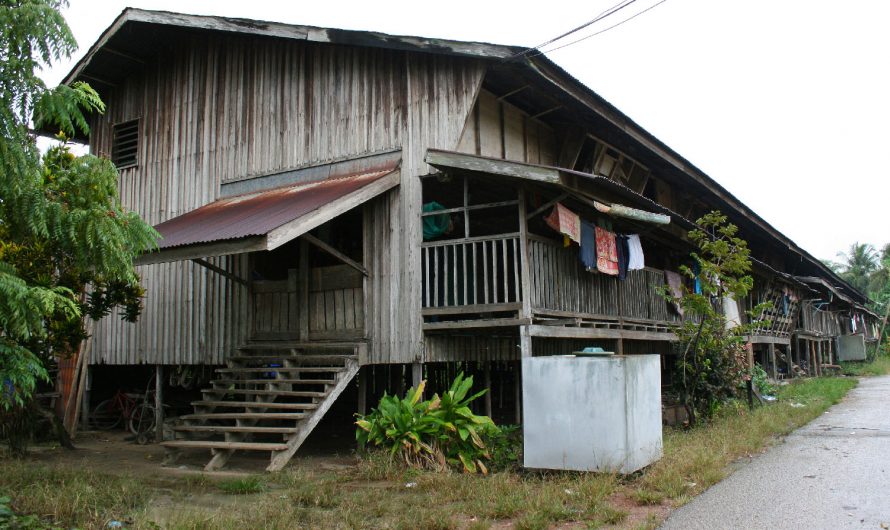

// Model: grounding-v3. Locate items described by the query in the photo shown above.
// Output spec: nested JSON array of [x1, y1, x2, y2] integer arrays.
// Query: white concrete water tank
[[522, 354, 663, 473]]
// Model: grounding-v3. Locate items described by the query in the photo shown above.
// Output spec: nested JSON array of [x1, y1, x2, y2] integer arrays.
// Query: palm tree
[[836, 242, 878, 293]]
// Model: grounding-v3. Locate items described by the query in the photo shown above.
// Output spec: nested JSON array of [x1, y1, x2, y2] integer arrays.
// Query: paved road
[[661, 375, 890, 529]]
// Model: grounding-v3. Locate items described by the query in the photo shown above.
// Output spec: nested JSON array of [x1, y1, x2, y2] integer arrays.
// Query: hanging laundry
[[664, 270, 684, 316], [616, 234, 630, 280], [626, 234, 645, 270], [595, 227, 619, 276], [692, 261, 702, 295], [544, 203, 581, 244], [579, 220, 597, 272]]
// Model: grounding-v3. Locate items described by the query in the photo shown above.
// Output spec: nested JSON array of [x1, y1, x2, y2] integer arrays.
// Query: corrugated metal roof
[[154, 163, 398, 250]]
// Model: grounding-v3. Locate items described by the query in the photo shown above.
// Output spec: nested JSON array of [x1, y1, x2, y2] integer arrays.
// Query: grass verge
[[629, 377, 856, 508], [0, 377, 858, 529], [840, 352, 890, 377]]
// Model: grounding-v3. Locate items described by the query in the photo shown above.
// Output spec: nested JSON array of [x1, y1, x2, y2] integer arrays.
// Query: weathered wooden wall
[[455, 89, 558, 165], [88, 31, 485, 365]]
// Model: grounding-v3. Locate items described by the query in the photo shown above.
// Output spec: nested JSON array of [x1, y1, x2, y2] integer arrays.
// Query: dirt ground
[[25, 430, 358, 478]]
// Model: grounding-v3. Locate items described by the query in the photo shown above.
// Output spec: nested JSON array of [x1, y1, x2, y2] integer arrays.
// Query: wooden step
[[171, 425, 300, 434], [201, 388, 327, 398], [162, 440, 288, 451], [216, 367, 343, 374], [228, 354, 357, 364], [211, 378, 336, 386], [180, 412, 308, 421], [192, 400, 318, 410]]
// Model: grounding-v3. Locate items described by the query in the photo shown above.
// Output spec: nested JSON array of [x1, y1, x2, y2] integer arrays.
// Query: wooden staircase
[[162, 342, 362, 471], [776, 349, 807, 378]]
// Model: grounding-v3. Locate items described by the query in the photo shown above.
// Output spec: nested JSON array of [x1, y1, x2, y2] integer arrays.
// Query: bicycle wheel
[[90, 399, 123, 430], [128, 402, 156, 436]]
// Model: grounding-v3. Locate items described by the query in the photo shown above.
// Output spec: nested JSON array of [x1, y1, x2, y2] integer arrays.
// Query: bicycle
[[89, 375, 160, 441]]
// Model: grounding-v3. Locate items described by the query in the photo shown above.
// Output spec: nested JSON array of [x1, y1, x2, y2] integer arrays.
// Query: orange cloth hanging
[[595, 226, 619, 275], [544, 203, 581, 244]]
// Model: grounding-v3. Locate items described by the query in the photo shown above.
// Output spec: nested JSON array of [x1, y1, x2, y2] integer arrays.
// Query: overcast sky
[[42, 0, 889, 263]]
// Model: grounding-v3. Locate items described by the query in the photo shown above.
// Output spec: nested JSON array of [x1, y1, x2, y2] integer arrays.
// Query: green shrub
[[356, 372, 499, 473]]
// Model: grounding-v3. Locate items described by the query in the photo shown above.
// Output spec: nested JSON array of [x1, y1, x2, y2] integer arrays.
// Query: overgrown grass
[[630, 377, 856, 506], [216, 475, 266, 495], [0, 461, 148, 529], [0, 377, 858, 529], [840, 352, 890, 377]]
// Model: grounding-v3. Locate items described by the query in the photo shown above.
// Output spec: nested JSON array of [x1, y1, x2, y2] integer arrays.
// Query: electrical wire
[[534, 0, 669, 57], [508, 0, 639, 60]]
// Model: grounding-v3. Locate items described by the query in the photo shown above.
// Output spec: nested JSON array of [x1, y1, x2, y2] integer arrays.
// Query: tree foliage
[[835, 242, 878, 294], [0, 0, 157, 410], [664, 211, 766, 425]]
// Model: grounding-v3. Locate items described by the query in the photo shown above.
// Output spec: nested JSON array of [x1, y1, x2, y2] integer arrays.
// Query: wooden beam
[[426, 149, 561, 185], [302, 233, 368, 277], [136, 236, 266, 266], [557, 127, 586, 169], [526, 192, 569, 220], [526, 324, 676, 342], [101, 46, 145, 64], [192, 258, 248, 286], [423, 318, 531, 331], [421, 303, 521, 316], [497, 85, 530, 101]]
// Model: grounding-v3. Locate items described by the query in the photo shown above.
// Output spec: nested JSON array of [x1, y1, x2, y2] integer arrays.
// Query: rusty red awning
[[136, 163, 400, 265]]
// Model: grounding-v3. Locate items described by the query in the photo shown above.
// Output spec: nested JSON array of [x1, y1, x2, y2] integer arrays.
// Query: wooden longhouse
[[61, 8, 881, 470]]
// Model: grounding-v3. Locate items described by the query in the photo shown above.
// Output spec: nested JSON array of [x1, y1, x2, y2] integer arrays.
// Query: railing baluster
[[483, 240, 489, 305], [423, 247, 429, 308], [462, 242, 468, 306], [452, 243, 458, 307], [444, 245, 450, 307], [491, 240, 499, 304], [471, 242, 478, 305], [501, 238, 508, 305], [433, 245, 439, 307], [512, 237, 519, 302]]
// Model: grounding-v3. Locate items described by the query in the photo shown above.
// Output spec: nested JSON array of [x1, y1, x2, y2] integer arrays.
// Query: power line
[[535, 0, 669, 57], [508, 0, 639, 60]]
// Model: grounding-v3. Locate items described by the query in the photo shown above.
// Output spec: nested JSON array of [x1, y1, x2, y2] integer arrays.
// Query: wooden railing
[[528, 237, 678, 324], [251, 265, 364, 340], [797, 302, 841, 336], [421, 234, 522, 311]]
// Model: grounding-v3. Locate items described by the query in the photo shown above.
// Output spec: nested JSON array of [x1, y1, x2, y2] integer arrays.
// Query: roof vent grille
[[111, 119, 139, 169]]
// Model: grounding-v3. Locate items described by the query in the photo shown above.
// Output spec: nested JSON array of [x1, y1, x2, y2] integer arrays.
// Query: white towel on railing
[[627, 234, 645, 270]]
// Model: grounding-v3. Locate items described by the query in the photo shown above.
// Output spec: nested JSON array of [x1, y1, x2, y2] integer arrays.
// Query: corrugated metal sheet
[[154, 165, 398, 250]]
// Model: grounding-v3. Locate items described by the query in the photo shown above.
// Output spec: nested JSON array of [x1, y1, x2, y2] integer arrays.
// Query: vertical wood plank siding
[[87, 32, 485, 365], [455, 89, 557, 166]]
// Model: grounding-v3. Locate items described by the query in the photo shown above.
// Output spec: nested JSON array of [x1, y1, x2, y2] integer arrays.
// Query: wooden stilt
[[484, 363, 492, 418], [155, 365, 165, 443], [768, 343, 777, 379], [514, 361, 522, 424], [357, 367, 367, 416]]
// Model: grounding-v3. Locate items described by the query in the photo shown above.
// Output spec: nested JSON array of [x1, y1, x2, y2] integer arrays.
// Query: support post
[[411, 362, 422, 390], [357, 367, 367, 416], [514, 361, 522, 425], [517, 187, 533, 327], [484, 363, 492, 418], [519, 325, 532, 358], [768, 343, 777, 379], [298, 239, 310, 341], [80, 366, 91, 431], [155, 365, 164, 443]]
